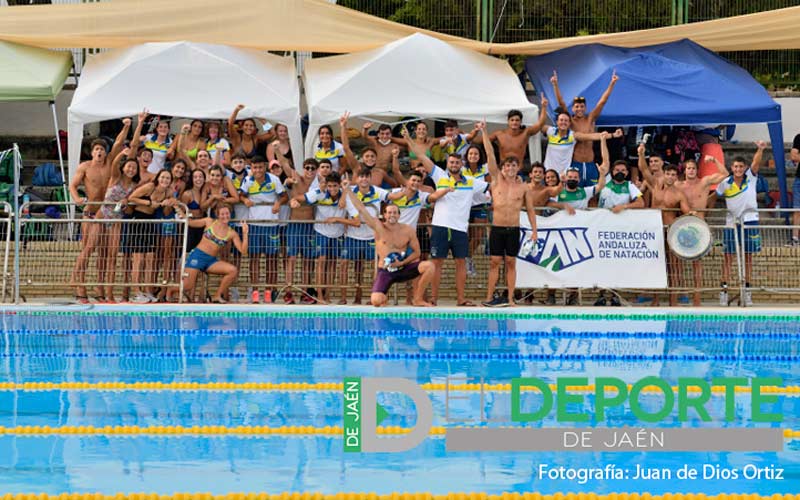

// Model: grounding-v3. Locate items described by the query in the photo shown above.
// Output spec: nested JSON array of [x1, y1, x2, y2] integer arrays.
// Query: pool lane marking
[[1, 381, 799, 396], [0, 493, 796, 500], [0, 425, 798, 440]]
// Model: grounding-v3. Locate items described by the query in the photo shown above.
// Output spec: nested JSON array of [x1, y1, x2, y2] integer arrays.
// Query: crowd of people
[[68, 71, 776, 307]]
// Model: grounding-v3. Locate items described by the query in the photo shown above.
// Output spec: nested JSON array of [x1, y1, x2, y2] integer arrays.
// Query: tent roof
[[0, 41, 71, 101], [0, 1, 797, 55], [494, 6, 800, 55], [0, 0, 488, 53], [525, 39, 781, 126], [69, 41, 299, 123], [305, 33, 536, 124]]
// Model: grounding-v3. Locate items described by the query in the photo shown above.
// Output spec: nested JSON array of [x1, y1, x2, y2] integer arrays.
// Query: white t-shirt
[[543, 127, 576, 176], [715, 169, 759, 225], [305, 189, 346, 238], [599, 181, 642, 209], [226, 167, 250, 223], [430, 166, 489, 233], [314, 140, 345, 172], [555, 186, 597, 210], [345, 186, 389, 241], [390, 188, 430, 229], [239, 173, 285, 225]]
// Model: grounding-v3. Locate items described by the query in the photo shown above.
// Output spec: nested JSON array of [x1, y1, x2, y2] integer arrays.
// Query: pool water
[[0, 309, 798, 495]]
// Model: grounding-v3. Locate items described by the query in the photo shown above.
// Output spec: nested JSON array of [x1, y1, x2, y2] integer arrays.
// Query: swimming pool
[[0, 307, 797, 496]]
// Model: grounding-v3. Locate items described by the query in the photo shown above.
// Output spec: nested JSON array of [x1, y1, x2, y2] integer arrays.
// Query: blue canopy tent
[[525, 39, 788, 210]]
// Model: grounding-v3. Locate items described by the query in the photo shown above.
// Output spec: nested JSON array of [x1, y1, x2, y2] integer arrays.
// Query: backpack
[[0, 183, 14, 205], [0, 150, 13, 183], [32, 163, 63, 186]]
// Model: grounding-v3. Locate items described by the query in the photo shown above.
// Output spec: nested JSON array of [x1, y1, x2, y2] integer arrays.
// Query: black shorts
[[489, 226, 521, 257], [131, 210, 158, 254], [372, 262, 422, 295]]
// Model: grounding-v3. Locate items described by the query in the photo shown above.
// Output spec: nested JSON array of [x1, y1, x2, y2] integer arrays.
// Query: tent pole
[[12, 144, 20, 304], [50, 102, 69, 205]]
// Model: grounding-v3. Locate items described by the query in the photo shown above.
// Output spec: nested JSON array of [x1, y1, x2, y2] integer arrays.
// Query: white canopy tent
[[303, 33, 538, 157], [68, 41, 303, 180]]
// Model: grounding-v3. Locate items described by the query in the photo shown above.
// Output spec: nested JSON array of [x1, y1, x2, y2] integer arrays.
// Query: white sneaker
[[144, 293, 158, 303], [719, 290, 728, 307], [466, 257, 477, 277], [744, 288, 753, 306], [131, 293, 150, 304]]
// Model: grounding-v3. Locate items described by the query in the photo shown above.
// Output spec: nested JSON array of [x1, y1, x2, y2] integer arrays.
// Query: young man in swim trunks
[[638, 144, 694, 306], [551, 69, 619, 187], [362, 122, 403, 170], [674, 154, 729, 306], [475, 122, 538, 307], [487, 104, 549, 163], [69, 119, 131, 303], [344, 179, 435, 307]]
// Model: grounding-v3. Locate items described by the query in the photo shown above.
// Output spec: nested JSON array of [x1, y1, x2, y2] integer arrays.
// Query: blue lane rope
[[4, 328, 800, 339], [0, 351, 797, 361], [13, 310, 800, 321]]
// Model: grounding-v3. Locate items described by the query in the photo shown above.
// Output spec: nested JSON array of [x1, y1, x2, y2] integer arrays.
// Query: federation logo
[[518, 227, 593, 271]]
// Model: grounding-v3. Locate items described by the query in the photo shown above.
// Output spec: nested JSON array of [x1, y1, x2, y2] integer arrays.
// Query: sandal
[[211, 297, 227, 304], [457, 300, 476, 307], [75, 295, 90, 304]]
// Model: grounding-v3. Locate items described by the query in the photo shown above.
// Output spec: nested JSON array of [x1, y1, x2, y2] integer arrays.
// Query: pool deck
[[1, 301, 798, 317]]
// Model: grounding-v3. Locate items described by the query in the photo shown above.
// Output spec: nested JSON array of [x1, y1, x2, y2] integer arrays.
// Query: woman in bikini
[[266, 123, 292, 168], [228, 104, 274, 160], [175, 119, 206, 162], [181, 169, 207, 252], [393, 121, 435, 170], [128, 169, 178, 303], [96, 156, 140, 303], [182, 204, 248, 303]]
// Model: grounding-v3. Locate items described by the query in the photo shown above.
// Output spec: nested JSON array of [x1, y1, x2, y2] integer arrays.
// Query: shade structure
[[303, 33, 537, 156], [525, 39, 787, 208], [0, 0, 487, 53], [0, 40, 71, 101], [68, 41, 303, 180]]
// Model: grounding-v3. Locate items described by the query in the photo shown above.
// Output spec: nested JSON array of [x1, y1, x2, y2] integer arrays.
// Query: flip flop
[[457, 300, 476, 307], [75, 295, 90, 305]]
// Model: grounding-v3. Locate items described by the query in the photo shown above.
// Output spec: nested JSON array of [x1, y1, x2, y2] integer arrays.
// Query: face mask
[[613, 172, 626, 182], [378, 138, 392, 146], [566, 179, 579, 190]]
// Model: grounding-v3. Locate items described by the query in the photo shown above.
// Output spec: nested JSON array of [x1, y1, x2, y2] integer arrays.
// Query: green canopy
[[0, 40, 71, 101]]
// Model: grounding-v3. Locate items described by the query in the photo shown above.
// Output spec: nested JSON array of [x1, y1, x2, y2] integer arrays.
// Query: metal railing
[[3, 203, 800, 306], [16, 201, 189, 303]]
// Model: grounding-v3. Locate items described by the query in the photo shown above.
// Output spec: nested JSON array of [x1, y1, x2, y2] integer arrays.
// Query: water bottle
[[22, 193, 30, 218]]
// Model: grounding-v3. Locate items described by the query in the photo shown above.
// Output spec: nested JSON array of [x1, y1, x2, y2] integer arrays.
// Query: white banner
[[518, 209, 667, 288]]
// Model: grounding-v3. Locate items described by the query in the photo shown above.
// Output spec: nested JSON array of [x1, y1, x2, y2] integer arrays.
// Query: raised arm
[[343, 181, 380, 232], [526, 97, 549, 137], [107, 118, 132, 165], [338, 112, 359, 173], [550, 70, 567, 111], [401, 127, 436, 175], [175, 124, 199, 171], [637, 142, 656, 187], [388, 147, 408, 187], [751, 140, 767, 175], [702, 155, 730, 188], [231, 221, 249, 255], [361, 121, 378, 147], [479, 121, 498, 180], [594, 133, 610, 193], [589, 70, 619, 121], [127, 110, 148, 158], [227, 104, 245, 148]]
